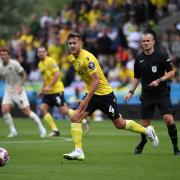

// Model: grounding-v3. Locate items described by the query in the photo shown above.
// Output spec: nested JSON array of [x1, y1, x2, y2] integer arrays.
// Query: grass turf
[[0, 118, 180, 180]]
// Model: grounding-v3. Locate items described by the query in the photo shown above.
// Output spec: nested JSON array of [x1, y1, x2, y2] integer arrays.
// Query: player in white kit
[[0, 48, 46, 138]]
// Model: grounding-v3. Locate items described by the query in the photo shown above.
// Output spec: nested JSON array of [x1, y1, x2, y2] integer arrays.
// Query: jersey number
[[56, 96, 61, 105], [109, 105, 114, 114]]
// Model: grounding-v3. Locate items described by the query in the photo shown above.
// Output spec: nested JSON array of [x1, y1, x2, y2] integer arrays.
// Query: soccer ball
[[0, 148, 9, 167]]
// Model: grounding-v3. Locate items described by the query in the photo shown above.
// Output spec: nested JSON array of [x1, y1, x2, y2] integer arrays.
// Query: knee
[[22, 107, 31, 116], [2, 105, 10, 114], [59, 106, 68, 115], [141, 120, 150, 127], [71, 111, 83, 123], [39, 105, 48, 115], [113, 117, 126, 129], [163, 114, 174, 125], [71, 114, 79, 123]]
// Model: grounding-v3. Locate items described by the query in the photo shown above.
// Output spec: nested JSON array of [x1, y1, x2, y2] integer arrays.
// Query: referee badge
[[152, 66, 157, 73]]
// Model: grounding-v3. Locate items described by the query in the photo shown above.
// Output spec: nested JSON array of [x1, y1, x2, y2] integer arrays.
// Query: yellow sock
[[68, 109, 75, 117], [125, 120, 146, 134], [71, 123, 82, 149], [44, 113, 58, 130]]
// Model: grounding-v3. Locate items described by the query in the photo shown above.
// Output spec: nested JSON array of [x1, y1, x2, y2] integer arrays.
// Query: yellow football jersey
[[68, 49, 112, 95], [38, 56, 64, 94]]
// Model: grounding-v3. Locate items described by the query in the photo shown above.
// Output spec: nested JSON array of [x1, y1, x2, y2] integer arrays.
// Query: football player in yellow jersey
[[63, 32, 159, 161], [37, 47, 78, 136]]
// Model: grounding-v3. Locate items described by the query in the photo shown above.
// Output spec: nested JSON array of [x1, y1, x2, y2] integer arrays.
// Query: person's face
[[37, 47, 47, 60], [0, 51, 9, 64], [141, 34, 155, 51], [68, 37, 82, 55]]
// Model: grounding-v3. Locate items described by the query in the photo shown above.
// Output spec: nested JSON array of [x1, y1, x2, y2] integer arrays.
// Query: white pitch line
[[0, 138, 72, 144]]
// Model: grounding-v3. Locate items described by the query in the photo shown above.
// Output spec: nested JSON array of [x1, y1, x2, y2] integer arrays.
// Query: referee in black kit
[[124, 33, 180, 156]]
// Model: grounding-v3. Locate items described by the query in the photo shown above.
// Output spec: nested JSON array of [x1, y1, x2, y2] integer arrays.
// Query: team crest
[[151, 66, 157, 73]]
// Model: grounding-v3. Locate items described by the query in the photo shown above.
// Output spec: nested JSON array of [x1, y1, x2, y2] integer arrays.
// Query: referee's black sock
[[167, 124, 179, 152], [134, 134, 147, 154], [140, 133, 147, 144]]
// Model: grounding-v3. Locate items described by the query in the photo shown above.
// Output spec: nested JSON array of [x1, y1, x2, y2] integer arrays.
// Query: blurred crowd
[[0, 0, 180, 86]]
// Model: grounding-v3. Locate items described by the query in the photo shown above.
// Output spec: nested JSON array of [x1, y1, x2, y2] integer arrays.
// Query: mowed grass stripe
[[0, 118, 180, 180]]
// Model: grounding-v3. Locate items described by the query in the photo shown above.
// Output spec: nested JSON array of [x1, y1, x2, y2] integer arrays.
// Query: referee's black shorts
[[84, 92, 121, 120], [140, 95, 173, 119]]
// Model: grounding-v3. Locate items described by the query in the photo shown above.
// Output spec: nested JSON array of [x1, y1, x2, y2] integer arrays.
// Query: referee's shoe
[[134, 141, 147, 154], [174, 147, 180, 156]]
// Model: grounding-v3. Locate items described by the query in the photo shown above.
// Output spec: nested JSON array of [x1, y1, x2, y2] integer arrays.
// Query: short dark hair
[[67, 32, 82, 40], [0, 48, 9, 54], [142, 32, 155, 40]]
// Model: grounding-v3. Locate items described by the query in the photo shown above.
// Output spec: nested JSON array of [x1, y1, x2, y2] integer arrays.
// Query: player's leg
[[163, 114, 180, 155], [134, 119, 149, 154], [40, 103, 60, 136], [112, 117, 158, 148], [99, 92, 158, 148], [63, 95, 96, 160], [2, 103, 17, 137], [21, 106, 47, 138], [59, 105, 90, 133], [14, 90, 47, 137], [133, 98, 156, 154], [2, 92, 17, 137], [158, 96, 180, 155], [63, 110, 88, 160], [40, 94, 60, 136], [57, 92, 90, 132]]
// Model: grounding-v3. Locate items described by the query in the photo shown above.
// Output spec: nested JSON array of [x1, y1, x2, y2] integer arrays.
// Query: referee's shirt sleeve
[[134, 58, 140, 79], [162, 54, 173, 72]]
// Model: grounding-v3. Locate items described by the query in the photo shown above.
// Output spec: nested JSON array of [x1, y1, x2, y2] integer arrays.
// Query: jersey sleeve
[[84, 55, 98, 75], [134, 58, 140, 79], [14, 61, 24, 73], [161, 53, 173, 72], [48, 59, 59, 73]]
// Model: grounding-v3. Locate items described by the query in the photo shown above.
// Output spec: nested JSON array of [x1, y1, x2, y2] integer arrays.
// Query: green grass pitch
[[0, 118, 180, 180]]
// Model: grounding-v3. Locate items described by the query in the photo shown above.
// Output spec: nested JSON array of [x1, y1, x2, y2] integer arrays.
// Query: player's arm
[[16, 70, 27, 94], [39, 81, 46, 96], [78, 72, 100, 112], [124, 78, 140, 101], [149, 70, 175, 87], [149, 57, 175, 87], [158, 70, 175, 82], [43, 71, 60, 93], [124, 57, 140, 101], [48, 71, 60, 88], [129, 78, 140, 93], [19, 70, 27, 86]]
